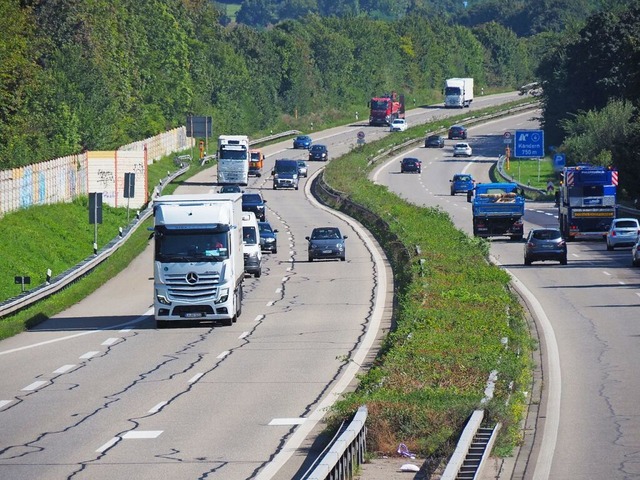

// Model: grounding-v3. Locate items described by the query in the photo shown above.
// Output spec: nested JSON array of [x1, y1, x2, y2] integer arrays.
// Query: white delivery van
[[242, 212, 262, 278]]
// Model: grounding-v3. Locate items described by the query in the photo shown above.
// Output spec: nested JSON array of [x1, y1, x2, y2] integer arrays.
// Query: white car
[[453, 142, 472, 157], [389, 118, 408, 132], [606, 217, 640, 251]]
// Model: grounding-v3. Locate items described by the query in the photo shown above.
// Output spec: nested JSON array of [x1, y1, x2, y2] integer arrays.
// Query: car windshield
[[312, 228, 341, 240], [243, 226, 258, 244], [532, 230, 562, 240], [614, 220, 638, 228], [393, 120, 404, 124], [243, 194, 262, 204], [297, 136, 310, 142], [259, 223, 273, 233], [455, 143, 468, 148], [311, 145, 325, 152]]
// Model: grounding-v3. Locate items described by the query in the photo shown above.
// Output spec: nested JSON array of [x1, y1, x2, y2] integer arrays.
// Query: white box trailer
[[152, 193, 244, 327], [444, 78, 474, 108]]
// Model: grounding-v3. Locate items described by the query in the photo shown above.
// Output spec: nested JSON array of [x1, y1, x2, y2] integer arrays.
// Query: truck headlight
[[217, 288, 229, 304], [156, 291, 171, 305]]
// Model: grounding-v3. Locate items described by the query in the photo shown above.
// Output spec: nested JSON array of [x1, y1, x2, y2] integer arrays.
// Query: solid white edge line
[[496, 259, 560, 480], [0, 308, 153, 356]]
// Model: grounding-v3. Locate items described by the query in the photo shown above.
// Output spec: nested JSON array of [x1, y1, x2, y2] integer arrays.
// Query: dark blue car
[[450, 173, 475, 196], [306, 227, 347, 262], [293, 135, 312, 149]]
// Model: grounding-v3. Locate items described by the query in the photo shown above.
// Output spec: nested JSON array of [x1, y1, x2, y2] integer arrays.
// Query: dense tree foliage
[[0, 0, 538, 169], [536, 2, 640, 196]]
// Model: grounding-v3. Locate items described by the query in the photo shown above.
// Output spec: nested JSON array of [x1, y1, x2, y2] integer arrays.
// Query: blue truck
[[558, 165, 618, 240], [468, 182, 525, 240], [450, 173, 475, 196]]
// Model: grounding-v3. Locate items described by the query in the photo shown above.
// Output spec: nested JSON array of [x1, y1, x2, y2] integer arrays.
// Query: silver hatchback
[[606, 218, 640, 250]]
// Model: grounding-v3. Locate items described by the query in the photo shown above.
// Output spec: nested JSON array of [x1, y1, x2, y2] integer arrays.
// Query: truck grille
[[165, 272, 220, 300]]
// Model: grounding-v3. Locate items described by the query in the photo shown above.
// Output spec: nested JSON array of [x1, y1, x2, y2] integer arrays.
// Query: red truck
[[368, 92, 405, 126]]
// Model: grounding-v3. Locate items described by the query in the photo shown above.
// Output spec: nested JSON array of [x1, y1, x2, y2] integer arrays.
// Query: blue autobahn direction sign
[[514, 130, 544, 158]]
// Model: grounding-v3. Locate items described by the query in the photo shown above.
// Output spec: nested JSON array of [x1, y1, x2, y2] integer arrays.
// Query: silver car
[[632, 239, 640, 266], [453, 142, 472, 157], [606, 218, 640, 250], [296, 160, 308, 178]]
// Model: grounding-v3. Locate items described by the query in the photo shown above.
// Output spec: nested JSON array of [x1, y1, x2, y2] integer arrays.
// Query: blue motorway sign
[[514, 130, 544, 158]]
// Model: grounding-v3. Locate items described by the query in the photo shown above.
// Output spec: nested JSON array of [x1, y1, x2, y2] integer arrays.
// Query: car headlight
[[337, 243, 344, 251]]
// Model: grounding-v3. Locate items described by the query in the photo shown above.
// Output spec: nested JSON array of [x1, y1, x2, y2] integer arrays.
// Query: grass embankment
[[0, 157, 210, 339], [0, 98, 535, 461], [324, 103, 535, 460]]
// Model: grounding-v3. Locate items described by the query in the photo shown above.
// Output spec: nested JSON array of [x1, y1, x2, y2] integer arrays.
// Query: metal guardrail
[[302, 406, 368, 480], [0, 129, 303, 319], [0, 165, 188, 319]]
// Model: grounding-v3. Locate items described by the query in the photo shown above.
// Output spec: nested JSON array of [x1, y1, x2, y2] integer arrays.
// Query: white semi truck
[[444, 78, 474, 108], [152, 193, 244, 327], [217, 134, 250, 186]]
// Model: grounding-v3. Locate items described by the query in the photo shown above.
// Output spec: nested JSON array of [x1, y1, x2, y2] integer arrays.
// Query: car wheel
[[221, 317, 233, 327], [607, 243, 613, 251], [308, 255, 313, 262], [417, 169, 421, 173], [632, 257, 639, 267], [560, 256, 568, 265], [273, 248, 277, 254], [255, 269, 261, 278], [451, 190, 455, 196], [340, 256, 346, 262], [524, 257, 532, 266], [156, 320, 173, 329], [295, 185, 299, 190]]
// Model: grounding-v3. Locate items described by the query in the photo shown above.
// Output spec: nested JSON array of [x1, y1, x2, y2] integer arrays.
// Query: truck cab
[[249, 149, 264, 177]]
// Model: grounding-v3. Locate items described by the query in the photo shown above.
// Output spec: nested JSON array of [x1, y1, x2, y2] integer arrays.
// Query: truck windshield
[[155, 231, 228, 262], [445, 87, 462, 95], [277, 165, 298, 175], [219, 147, 247, 160], [370, 100, 389, 109], [243, 226, 257, 245]]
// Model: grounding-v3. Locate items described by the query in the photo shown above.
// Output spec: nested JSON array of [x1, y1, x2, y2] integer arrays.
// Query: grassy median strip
[[324, 103, 535, 460]]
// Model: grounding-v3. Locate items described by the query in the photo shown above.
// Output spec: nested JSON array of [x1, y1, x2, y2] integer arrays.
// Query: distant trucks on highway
[[368, 92, 405, 126], [558, 165, 618, 240], [444, 78, 474, 108]]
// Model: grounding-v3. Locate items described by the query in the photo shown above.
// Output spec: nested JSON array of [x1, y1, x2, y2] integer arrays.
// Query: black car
[[309, 144, 329, 161], [242, 192, 267, 222], [425, 135, 445, 148], [524, 228, 567, 265], [400, 157, 421, 174], [218, 184, 242, 193], [448, 125, 467, 140], [306, 227, 347, 262], [258, 221, 278, 253]]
